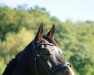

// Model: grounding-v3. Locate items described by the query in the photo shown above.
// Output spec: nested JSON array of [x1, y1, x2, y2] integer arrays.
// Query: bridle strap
[[33, 42, 53, 75], [34, 55, 38, 75], [36, 55, 52, 75]]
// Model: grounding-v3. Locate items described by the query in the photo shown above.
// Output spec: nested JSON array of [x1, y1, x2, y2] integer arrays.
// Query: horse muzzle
[[52, 62, 70, 74]]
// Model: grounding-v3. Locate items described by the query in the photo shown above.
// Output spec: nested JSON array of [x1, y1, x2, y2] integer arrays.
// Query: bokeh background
[[0, 0, 94, 75]]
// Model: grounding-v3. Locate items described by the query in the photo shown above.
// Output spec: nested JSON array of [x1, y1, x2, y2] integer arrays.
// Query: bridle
[[31, 41, 70, 75]]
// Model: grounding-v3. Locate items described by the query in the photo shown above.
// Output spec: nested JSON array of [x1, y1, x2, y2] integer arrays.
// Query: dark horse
[[3, 24, 74, 75]]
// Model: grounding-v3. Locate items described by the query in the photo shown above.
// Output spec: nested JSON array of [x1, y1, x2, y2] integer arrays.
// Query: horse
[[3, 24, 74, 75]]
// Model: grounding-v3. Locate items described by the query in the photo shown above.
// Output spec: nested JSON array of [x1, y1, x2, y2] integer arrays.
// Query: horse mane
[[2, 58, 16, 75], [2, 51, 23, 75]]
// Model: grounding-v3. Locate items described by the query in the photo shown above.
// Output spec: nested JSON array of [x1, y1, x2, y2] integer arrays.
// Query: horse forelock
[[42, 35, 57, 46]]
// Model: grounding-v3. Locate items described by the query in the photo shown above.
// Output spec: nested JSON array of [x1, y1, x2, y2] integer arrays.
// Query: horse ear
[[47, 24, 55, 39], [34, 23, 43, 43]]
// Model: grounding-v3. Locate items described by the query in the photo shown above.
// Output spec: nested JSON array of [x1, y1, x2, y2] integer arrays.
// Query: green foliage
[[0, 58, 6, 75], [0, 5, 94, 75], [1, 27, 34, 55]]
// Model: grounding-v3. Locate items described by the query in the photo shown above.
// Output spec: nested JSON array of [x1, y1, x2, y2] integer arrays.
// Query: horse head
[[31, 24, 75, 75]]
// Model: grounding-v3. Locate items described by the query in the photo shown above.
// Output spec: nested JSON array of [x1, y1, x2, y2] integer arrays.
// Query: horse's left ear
[[34, 23, 43, 43], [47, 24, 55, 39]]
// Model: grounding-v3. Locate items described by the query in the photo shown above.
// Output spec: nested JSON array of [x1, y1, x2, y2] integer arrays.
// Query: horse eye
[[42, 48, 51, 55]]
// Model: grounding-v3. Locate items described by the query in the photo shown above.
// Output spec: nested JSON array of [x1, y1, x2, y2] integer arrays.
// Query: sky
[[0, 0, 94, 22]]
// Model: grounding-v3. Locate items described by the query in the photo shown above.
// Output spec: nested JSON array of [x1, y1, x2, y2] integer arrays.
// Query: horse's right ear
[[34, 23, 43, 43]]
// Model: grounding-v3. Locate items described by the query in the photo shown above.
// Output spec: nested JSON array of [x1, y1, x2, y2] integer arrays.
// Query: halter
[[32, 41, 70, 75]]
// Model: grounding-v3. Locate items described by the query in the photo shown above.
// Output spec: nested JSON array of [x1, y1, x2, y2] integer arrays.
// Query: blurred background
[[0, 0, 94, 75]]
